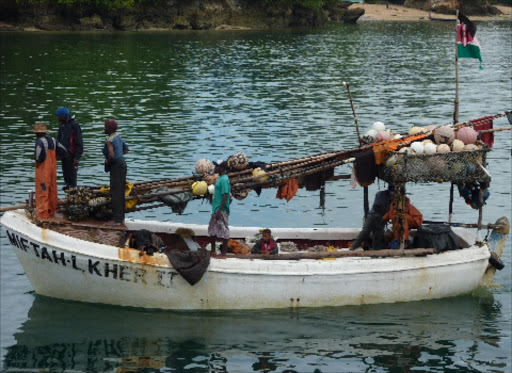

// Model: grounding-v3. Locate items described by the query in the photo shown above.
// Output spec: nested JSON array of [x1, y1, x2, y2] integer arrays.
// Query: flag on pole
[[457, 12, 482, 68]]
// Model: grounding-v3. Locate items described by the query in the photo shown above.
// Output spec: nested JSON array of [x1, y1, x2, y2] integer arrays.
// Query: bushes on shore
[[16, 0, 341, 11]]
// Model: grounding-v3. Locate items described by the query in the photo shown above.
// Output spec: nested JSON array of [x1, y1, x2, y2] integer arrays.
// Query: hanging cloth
[[276, 179, 299, 202], [372, 134, 428, 165], [354, 148, 376, 186]]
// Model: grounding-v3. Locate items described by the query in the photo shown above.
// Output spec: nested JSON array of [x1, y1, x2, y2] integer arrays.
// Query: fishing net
[[65, 186, 112, 221], [379, 148, 490, 183]]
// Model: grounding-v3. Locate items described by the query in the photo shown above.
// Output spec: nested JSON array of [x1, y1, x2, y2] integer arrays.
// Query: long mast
[[454, 9, 460, 124]]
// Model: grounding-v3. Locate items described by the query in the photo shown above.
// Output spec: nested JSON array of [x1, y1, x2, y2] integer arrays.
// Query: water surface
[[1, 21, 511, 372]]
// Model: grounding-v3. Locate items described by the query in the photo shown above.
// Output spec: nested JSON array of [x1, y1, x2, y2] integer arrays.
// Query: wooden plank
[[235, 248, 436, 260]]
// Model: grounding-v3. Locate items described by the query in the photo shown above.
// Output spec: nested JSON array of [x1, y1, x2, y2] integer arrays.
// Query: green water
[[1, 21, 511, 372]]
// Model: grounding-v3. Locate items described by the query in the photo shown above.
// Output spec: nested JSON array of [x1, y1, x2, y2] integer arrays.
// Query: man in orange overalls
[[33, 122, 67, 219]]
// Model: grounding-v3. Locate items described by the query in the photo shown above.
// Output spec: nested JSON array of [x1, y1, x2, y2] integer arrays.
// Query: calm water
[[1, 21, 511, 372]]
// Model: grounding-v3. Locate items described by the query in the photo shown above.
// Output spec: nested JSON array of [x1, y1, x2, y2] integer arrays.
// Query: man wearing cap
[[33, 122, 67, 219], [56, 106, 83, 189], [209, 160, 231, 258]]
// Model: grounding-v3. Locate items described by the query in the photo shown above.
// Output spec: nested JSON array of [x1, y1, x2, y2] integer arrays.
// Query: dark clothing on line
[[354, 148, 377, 186]]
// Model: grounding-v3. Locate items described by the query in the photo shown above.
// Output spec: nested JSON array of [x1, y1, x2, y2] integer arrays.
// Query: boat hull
[[2, 210, 492, 310]]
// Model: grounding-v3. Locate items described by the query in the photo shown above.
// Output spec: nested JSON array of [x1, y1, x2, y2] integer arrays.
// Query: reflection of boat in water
[[2, 294, 503, 372]]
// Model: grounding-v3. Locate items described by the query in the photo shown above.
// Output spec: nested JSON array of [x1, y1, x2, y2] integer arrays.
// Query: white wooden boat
[[1, 209, 508, 310]]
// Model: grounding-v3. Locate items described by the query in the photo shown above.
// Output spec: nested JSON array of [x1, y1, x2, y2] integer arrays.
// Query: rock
[[343, 7, 365, 23], [79, 14, 103, 29], [1, 0, 368, 31], [115, 15, 137, 31]]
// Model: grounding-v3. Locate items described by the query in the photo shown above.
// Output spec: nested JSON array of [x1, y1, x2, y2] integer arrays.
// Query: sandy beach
[[358, 4, 512, 22]]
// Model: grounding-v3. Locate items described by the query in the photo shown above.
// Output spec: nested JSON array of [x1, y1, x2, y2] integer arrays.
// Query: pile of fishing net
[[379, 147, 490, 183], [64, 186, 112, 221]]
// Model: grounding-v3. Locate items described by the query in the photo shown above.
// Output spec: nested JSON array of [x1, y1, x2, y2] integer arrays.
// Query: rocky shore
[[0, 0, 364, 32], [0, 1, 509, 32]]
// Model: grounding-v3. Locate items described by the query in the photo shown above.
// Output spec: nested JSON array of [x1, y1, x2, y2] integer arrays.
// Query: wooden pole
[[344, 81, 369, 217], [344, 82, 361, 144], [449, 182, 454, 223], [477, 186, 485, 238], [422, 220, 500, 230], [454, 9, 460, 124]]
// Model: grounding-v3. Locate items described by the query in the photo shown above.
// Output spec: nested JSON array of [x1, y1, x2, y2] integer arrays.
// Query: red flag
[[471, 116, 494, 148]]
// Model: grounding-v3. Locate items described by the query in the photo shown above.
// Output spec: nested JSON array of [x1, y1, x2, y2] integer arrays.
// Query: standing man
[[33, 122, 67, 219], [209, 160, 231, 258], [102, 119, 129, 225], [56, 106, 83, 189]]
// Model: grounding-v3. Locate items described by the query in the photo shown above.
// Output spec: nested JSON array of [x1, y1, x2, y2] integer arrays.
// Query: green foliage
[[16, 0, 346, 11], [16, 0, 143, 10]]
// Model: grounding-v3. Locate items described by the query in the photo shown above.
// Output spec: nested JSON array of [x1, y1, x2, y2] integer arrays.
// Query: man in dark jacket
[[56, 106, 83, 189], [350, 185, 394, 251]]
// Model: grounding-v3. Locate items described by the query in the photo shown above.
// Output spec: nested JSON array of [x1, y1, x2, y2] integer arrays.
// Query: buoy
[[375, 130, 391, 142], [411, 142, 425, 154], [228, 152, 249, 170], [372, 121, 386, 132], [422, 139, 434, 146], [464, 144, 478, 151], [409, 126, 424, 135], [434, 126, 455, 145], [203, 172, 219, 185], [427, 157, 447, 174], [364, 129, 377, 143], [451, 139, 465, 151], [437, 144, 451, 153], [457, 127, 478, 145], [208, 184, 215, 195], [192, 181, 208, 196], [253, 167, 268, 182], [195, 159, 213, 175], [489, 252, 505, 270], [232, 189, 249, 200], [424, 143, 437, 154], [423, 125, 436, 134]]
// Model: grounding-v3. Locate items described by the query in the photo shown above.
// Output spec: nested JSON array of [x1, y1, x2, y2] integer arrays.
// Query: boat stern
[[479, 216, 509, 287]]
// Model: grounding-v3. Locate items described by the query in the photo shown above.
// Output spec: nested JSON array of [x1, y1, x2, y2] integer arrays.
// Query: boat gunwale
[[1, 209, 491, 277]]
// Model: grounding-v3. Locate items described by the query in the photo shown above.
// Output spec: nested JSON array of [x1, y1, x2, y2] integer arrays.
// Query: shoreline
[[358, 4, 512, 22], [0, 4, 510, 32]]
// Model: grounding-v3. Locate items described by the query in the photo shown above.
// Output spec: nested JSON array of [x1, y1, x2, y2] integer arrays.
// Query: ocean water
[[0, 20, 511, 372]]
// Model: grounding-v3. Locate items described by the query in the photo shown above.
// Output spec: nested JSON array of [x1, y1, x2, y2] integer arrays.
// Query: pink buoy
[[457, 127, 478, 145], [375, 130, 391, 142]]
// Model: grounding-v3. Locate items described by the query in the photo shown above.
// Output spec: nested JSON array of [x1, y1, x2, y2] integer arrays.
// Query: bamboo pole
[[422, 220, 501, 230], [344, 81, 369, 217], [0, 203, 27, 213], [449, 182, 454, 223], [478, 126, 512, 133], [454, 9, 460, 124]]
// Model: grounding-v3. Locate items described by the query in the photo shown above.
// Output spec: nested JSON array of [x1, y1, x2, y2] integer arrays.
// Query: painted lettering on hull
[[5, 229, 179, 287]]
